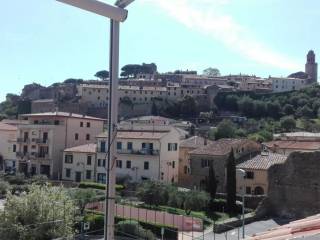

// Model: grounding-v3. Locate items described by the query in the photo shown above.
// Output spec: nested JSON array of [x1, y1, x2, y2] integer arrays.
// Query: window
[[172, 161, 175, 169], [201, 159, 209, 168], [75, 133, 79, 141], [87, 155, 92, 165], [87, 122, 91, 128], [127, 142, 133, 150], [116, 160, 122, 168], [54, 120, 60, 125], [80, 122, 84, 127], [144, 161, 149, 170], [168, 143, 178, 151], [23, 145, 28, 154], [66, 169, 71, 178], [13, 144, 16, 153], [126, 160, 131, 169], [246, 187, 251, 194], [86, 170, 92, 179], [117, 142, 122, 150], [65, 155, 73, 164], [86, 134, 90, 141], [245, 171, 254, 179], [184, 166, 188, 174], [100, 141, 106, 153]]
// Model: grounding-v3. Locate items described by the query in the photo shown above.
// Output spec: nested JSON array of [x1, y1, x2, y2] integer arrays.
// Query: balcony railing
[[30, 152, 50, 159], [17, 138, 30, 143], [117, 149, 160, 156], [16, 152, 30, 158], [35, 139, 49, 144]]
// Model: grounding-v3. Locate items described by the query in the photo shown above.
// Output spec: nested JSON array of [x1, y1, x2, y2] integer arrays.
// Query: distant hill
[[288, 71, 309, 79]]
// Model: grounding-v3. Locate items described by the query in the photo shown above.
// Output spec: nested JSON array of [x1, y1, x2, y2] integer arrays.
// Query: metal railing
[[117, 149, 160, 156]]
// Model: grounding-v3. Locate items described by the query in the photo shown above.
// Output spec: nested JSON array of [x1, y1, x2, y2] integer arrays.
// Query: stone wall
[[267, 151, 320, 218]]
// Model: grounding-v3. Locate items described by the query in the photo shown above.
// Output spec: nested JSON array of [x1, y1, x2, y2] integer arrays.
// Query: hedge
[[78, 181, 124, 191], [83, 213, 178, 240]]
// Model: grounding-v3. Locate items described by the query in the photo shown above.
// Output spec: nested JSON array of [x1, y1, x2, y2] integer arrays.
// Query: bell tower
[[305, 50, 318, 84]]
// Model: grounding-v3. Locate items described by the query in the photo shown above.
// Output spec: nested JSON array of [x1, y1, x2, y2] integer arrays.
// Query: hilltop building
[[305, 50, 318, 84]]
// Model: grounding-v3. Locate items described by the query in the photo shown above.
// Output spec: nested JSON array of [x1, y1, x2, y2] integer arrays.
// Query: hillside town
[[3, 0, 320, 238], [1, 48, 320, 240]]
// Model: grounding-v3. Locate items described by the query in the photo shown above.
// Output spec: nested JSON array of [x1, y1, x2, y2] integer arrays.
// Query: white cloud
[[142, 0, 301, 71]]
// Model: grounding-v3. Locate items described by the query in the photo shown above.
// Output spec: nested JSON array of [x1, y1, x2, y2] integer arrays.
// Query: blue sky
[[0, 0, 319, 101]]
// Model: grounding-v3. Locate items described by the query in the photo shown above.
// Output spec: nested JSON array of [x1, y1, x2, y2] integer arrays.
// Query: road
[[179, 218, 291, 240]]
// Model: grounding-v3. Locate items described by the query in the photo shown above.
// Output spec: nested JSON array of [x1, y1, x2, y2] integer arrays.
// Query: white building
[[62, 126, 182, 184], [270, 77, 307, 92], [0, 123, 17, 172], [16, 112, 105, 179]]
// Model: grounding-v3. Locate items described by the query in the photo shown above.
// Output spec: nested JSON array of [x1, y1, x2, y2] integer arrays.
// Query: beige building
[[263, 140, 320, 155], [62, 125, 182, 184], [270, 77, 306, 92], [189, 139, 261, 192], [236, 153, 287, 195], [16, 112, 104, 179], [178, 136, 212, 188], [96, 127, 181, 184], [63, 143, 97, 182], [238, 78, 272, 92], [0, 123, 17, 172]]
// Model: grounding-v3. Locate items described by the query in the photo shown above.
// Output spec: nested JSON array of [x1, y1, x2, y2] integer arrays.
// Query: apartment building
[[63, 143, 97, 182], [62, 126, 181, 184], [270, 77, 307, 92], [0, 123, 17, 172], [189, 139, 261, 191], [236, 152, 287, 195], [178, 136, 212, 188], [238, 78, 272, 92], [16, 112, 104, 179], [181, 76, 227, 88]]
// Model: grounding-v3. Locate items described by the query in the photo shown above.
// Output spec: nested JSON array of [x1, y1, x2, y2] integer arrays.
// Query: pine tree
[[207, 163, 218, 208], [226, 149, 237, 213]]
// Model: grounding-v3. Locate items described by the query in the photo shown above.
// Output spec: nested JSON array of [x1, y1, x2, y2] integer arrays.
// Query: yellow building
[[236, 152, 287, 195]]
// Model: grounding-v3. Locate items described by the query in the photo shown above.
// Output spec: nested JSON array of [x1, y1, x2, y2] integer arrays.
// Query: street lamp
[[236, 168, 246, 239], [56, 1, 134, 239]]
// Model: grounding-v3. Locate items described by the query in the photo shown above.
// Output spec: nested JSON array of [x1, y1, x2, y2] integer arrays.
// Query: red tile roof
[[264, 141, 320, 151], [21, 112, 105, 121], [180, 136, 212, 148], [237, 153, 287, 170]]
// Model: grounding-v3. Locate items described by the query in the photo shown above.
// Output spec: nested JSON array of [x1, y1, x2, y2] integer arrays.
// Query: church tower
[[305, 50, 318, 84]]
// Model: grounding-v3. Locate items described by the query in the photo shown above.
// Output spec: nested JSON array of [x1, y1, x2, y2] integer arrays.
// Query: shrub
[[116, 220, 156, 240], [5, 173, 26, 185], [29, 175, 48, 185], [78, 181, 124, 191], [84, 213, 104, 231], [0, 181, 10, 197]]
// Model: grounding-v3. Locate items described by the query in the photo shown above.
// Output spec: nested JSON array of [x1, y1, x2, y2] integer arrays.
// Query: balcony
[[17, 138, 30, 143], [30, 152, 50, 159], [117, 149, 160, 156], [35, 139, 49, 144], [16, 152, 30, 159]]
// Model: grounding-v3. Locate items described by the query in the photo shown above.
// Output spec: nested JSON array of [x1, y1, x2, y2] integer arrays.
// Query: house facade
[[16, 112, 104, 179], [189, 139, 261, 192], [0, 123, 18, 172]]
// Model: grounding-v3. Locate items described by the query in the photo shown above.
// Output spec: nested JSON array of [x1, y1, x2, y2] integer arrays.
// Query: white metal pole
[[105, 19, 120, 240]]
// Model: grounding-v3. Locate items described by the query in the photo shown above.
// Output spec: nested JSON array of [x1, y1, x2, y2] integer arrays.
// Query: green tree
[[203, 68, 221, 77], [183, 190, 209, 215], [180, 96, 198, 118], [267, 101, 281, 119], [0, 181, 10, 196], [280, 116, 296, 132], [297, 105, 314, 118], [68, 188, 98, 215], [116, 220, 156, 240], [151, 101, 158, 116], [207, 164, 218, 205], [215, 120, 236, 140], [0, 184, 75, 240], [283, 104, 295, 115], [225, 95, 239, 111], [238, 96, 255, 117], [253, 100, 267, 118], [94, 70, 109, 80], [226, 150, 236, 213]]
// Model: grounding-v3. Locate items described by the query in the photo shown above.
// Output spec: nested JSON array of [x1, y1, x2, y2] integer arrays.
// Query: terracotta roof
[[180, 136, 212, 148], [0, 123, 17, 131], [189, 138, 257, 156], [97, 131, 168, 140], [263, 140, 320, 151], [64, 143, 97, 153], [20, 112, 105, 121], [237, 153, 287, 170]]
